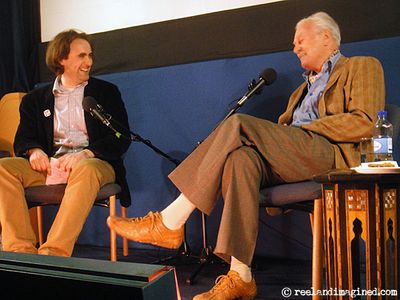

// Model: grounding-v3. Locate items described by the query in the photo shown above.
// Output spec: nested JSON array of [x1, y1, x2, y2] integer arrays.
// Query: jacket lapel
[[83, 78, 97, 135], [318, 56, 349, 117], [42, 86, 55, 145]]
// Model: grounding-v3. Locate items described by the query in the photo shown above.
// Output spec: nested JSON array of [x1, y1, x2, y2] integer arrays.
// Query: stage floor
[[73, 244, 313, 300]]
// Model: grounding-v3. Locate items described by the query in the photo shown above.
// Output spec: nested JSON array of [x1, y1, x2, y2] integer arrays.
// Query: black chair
[[25, 183, 129, 261], [260, 181, 324, 298], [0, 151, 10, 158]]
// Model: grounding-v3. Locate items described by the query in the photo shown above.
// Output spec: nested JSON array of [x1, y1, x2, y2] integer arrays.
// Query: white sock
[[230, 256, 252, 283], [161, 193, 196, 230]]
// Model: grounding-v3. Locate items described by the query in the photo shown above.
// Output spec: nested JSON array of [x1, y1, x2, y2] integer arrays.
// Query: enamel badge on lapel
[[43, 109, 51, 117]]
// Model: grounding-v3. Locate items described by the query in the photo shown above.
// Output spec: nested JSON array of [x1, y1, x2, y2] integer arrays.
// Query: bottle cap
[[377, 110, 387, 118]]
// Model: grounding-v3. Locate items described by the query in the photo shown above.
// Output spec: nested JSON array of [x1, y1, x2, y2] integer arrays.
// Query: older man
[[108, 12, 384, 299]]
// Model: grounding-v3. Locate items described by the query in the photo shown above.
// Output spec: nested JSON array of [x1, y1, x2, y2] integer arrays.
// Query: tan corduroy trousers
[[0, 157, 115, 256], [169, 114, 335, 265]]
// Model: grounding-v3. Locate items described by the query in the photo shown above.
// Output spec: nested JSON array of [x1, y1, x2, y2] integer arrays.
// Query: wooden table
[[314, 170, 399, 299]]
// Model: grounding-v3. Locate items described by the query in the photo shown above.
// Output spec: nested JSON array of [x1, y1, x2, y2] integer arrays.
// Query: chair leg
[[121, 207, 129, 257], [109, 195, 117, 262], [28, 207, 41, 245], [311, 199, 323, 300], [36, 207, 44, 245]]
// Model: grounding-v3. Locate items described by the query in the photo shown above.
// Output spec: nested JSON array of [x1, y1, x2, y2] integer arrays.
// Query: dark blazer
[[14, 77, 132, 207]]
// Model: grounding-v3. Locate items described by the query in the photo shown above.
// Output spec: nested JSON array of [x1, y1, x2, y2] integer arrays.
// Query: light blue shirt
[[291, 51, 342, 127]]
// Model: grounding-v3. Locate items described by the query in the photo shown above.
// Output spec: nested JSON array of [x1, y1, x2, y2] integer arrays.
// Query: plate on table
[[351, 161, 400, 174]]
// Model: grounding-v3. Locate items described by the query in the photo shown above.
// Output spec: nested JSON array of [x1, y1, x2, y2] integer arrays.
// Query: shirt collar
[[52, 75, 88, 96], [302, 50, 342, 84]]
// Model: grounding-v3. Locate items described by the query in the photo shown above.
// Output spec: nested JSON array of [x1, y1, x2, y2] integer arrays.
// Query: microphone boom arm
[[108, 117, 181, 166], [83, 96, 180, 166], [222, 77, 266, 122], [129, 131, 181, 166]]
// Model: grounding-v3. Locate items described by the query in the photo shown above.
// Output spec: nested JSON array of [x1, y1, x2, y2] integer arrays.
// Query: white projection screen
[[40, 0, 283, 42]]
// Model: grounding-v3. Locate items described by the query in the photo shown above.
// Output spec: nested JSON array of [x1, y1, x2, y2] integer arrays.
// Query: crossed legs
[[108, 114, 334, 299]]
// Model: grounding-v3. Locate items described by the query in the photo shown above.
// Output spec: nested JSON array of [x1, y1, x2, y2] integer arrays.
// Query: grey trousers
[[169, 114, 334, 265]]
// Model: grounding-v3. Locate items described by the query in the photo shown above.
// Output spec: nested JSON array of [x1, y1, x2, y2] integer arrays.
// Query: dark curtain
[[0, 0, 41, 99]]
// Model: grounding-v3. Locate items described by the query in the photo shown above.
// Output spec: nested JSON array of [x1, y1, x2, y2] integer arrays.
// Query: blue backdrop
[[41, 36, 400, 260]]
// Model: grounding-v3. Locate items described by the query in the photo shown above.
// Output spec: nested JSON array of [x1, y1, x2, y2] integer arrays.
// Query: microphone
[[82, 97, 180, 165], [82, 96, 122, 138], [237, 68, 277, 107], [222, 68, 277, 122]]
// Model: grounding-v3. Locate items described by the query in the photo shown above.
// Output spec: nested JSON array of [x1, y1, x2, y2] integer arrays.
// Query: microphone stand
[[129, 132, 181, 166], [222, 78, 265, 122], [107, 118, 196, 261], [126, 130, 200, 263], [114, 70, 271, 282], [107, 116, 181, 167]]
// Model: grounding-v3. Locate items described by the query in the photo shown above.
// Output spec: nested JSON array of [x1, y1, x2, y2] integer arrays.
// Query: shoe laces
[[209, 273, 237, 294], [129, 211, 156, 229]]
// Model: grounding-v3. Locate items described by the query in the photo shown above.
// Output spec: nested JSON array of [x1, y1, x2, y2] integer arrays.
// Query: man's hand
[[28, 148, 51, 175], [58, 149, 94, 172]]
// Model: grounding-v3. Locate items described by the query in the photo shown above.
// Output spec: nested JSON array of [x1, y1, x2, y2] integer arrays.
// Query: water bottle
[[373, 110, 393, 161]]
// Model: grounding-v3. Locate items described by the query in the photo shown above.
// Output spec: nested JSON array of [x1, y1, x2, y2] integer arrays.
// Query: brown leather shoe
[[38, 247, 69, 257], [107, 211, 184, 249], [265, 207, 293, 216], [9, 247, 38, 255], [193, 270, 257, 300]]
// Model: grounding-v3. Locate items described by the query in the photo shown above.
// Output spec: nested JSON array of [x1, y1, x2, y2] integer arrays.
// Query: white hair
[[296, 12, 341, 46]]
